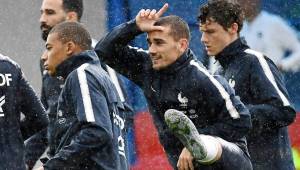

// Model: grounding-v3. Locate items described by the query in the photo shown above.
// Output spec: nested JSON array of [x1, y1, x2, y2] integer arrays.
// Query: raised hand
[[136, 3, 168, 32]]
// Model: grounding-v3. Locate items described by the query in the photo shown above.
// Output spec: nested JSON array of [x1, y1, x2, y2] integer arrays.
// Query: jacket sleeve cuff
[[127, 19, 144, 36]]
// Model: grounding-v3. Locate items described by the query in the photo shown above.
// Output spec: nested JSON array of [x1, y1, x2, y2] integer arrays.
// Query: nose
[[200, 33, 207, 44], [39, 12, 47, 23], [41, 51, 48, 62], [148, 44, 157, 56]]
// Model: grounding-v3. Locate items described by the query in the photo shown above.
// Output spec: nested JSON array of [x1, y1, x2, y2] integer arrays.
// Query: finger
[[148, 9, 157, 19], [187, 157, 194, 170], [156, 3, 169, 17], [139, 9, 146, 17], [181, 157, 188, 170], [144, 9, 151, 17], [177, 159, 181, 170], [177, 158, 184, 170], [149, 25, 165, 32]]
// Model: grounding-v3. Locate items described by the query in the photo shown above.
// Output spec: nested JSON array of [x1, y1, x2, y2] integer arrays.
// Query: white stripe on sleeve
[[190, 60, 240, 119], [106, 65, 125, 102], [128, 45, 149, 53], [244, 49, 290, 106], [77, 63, 95, 122]]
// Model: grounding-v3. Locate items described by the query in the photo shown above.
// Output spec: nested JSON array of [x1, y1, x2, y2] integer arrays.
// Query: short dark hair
[[154, 15, 190, 41], [62, 0, 83, 21], [198, 0, 244, 33], [50, 21, 92, 50]]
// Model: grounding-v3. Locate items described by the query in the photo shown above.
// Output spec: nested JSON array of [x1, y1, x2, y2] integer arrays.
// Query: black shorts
[[194, 138, 252, 170]]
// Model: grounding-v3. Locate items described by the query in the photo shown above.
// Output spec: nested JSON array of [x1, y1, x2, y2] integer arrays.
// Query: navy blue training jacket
[[43, 51, 127, 170], [25, 44, 134, 167], [95, 20, 252, 167], [215, 38, 296, 170], [0, 53, 49, 170]]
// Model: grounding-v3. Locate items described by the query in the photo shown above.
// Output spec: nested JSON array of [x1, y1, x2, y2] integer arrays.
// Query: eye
[[45, 9, 55, 15], [206, 30, 215, 34], [154, 40, 165, 46], [46, 46, 52, 51], [156, 41, 162, 45]]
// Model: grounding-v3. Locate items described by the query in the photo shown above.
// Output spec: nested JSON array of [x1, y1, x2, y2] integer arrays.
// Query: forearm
[[24, 129, 48, 167], [44, 125, 111, 169], [97, 20, 152, 84], [95, 20, 142, 66], [247, 104, 295, 130]]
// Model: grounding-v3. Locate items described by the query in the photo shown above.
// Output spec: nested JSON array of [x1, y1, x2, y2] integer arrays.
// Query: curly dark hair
[[198, 0, 244, 33]]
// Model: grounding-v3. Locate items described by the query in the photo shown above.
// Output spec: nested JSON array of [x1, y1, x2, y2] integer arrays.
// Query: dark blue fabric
[[0, 54, 48, 170], [44, 51, 128, 170], [95, 20, 252, 168], [215, 38, 296, 170]]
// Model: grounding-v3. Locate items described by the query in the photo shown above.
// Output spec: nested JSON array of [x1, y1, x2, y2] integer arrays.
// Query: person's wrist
[[128, 19, 143, 34]]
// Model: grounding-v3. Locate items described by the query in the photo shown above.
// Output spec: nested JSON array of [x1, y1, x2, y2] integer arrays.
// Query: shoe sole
[[164, 109, 207, 160]]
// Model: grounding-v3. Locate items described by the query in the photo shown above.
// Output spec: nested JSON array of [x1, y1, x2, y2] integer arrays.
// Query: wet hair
[[198, 0, 244, 33], [49, 21, 92, 50], [153, 15, 190, 41], [62, 0, 83, 21]]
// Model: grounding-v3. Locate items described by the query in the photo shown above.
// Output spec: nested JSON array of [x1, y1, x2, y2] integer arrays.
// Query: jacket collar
[[158, 49, 195, 74], [215, 38, 249, 68], [55, 50, 99, 79]]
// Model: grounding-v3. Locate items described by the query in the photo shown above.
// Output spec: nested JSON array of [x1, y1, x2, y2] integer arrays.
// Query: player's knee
[[197, 135, 222, 165]]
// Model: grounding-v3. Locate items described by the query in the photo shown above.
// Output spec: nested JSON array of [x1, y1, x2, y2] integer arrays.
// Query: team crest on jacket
[[178, 92, 188, 107], [229, 76, 236, 89], [58, 110, 63, 117], [57, 110, 66, 124]]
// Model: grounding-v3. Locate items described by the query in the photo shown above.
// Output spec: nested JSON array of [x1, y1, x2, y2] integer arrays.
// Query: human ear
[[66, 12, 78, 22], [228, 23, 239, 34], [178, 38, 189, 53], [66, 41, 76, 56]]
